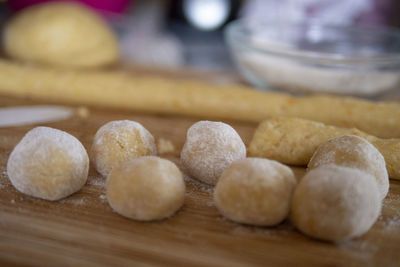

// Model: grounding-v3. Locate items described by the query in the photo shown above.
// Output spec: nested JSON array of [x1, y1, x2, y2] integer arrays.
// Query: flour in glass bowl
[[239, 51, 400, 96]]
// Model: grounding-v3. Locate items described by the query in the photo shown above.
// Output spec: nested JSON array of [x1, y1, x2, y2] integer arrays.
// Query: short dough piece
[[214, 158, 297, 226], [248, 117, 400, 180], [7, 126, 89, 201], [308, 135, 389, 200], [91, 120, 157, 177], [181, 121, 246, 185], [291, 165, 381, 242], [4, 2, 119, 67], [106, 156, 185, 221]]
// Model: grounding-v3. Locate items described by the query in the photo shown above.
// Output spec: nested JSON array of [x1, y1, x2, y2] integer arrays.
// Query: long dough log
[[248, 117, 400, 180], [0, 59, 400, 138]]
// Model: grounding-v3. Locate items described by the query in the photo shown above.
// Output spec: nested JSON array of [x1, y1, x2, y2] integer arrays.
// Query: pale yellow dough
[[308, 135, 389, 200], [214, 158, 296, 226], [7, 127, 89, 201], [181, 121, 246, 185], [248, 117, 400, 180], [106, 156, 185, 221], [4, 2, 119, 67], [91, 120, 157, 177], [291, 165, 381, 242], [1, 59, 400, 138]]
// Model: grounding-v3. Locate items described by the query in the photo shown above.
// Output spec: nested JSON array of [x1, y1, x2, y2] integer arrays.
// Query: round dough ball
[[308, 135, 389, 200], [214, 158, 297, 226], [106, 156, 185, 221], [291, 165, 381, 242], [91, 120, 157, 177], [4, 2, 119, 68], [7, 127, 89, 201], [181, 121, 246, 185]]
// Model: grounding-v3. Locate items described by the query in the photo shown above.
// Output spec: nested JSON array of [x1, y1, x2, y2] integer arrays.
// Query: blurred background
[[0, 0, 399, 71]]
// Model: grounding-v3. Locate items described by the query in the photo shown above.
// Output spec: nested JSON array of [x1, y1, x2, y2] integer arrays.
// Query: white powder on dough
[[92, 120, 157, 177], [181, 121, 246, 185], [94, 121, 155, 154], [291, 165, 381, 242], [308, 135, 389, 200], [7, 127, 89, 201], [240, 52, 400, 95]]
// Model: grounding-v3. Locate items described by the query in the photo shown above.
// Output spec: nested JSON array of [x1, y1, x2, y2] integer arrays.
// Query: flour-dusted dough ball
[[91, 120, 157, 177], [214, 158, 296, 226], [107, 156, 185, 221], [308, 135, 389, 200], [291, 165, 381, 242], [181, 121, 246, 185], [4, 2, 119, 68], [7, 127, 89, 201]]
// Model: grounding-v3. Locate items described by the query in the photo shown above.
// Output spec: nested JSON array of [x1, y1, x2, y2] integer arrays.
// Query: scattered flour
[[383, 215, 400, 230], [99, 194, 107, 202], [91, 120, 157, 177], [184, 175, 214, 195], [87, 176, 106, 188], [339, 239, 378, 257], [60, 197, 86, 206]]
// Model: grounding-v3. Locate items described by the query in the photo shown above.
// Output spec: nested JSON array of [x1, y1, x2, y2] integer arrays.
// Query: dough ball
[[91, 120, 157, 177], [7, 126, 89, 201], [181, 121, 246, 185], [214, 158, 297, 226], [291, 165, 381, 242], [106, 156, 185, 221], [4, 2, 119, 68], [308, 135, 389, 200]]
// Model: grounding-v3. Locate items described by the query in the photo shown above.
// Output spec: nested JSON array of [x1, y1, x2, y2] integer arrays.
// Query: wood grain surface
[[0, 94, 399, 267]]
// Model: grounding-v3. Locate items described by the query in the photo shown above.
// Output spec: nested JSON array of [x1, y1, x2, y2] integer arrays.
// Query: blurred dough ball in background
[[3, 2, 119, 68]]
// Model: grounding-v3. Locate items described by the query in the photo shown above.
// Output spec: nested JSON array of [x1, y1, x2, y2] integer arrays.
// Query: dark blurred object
[[356, 0, 399, 26], [166, 0, 240, 69], [7, 0, 131, 14]]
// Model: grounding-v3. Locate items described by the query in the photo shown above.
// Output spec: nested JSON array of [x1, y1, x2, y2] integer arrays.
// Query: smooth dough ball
[[181, 121, 246, 185], [4, 2, 119, 68], [91, 120, 157, 177], [308, 135, 389, 200], [291, 165, 381, 242], [214, 158, 297, 226], [106, 156, 185, 221], [7, 127, 89, 201]]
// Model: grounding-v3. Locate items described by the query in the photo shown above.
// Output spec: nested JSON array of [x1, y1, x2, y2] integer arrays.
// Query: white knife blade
[[0, 106, 74, 128]]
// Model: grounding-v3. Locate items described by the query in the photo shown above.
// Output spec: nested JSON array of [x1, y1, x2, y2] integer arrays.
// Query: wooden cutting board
[[0, 92, 399, 266]]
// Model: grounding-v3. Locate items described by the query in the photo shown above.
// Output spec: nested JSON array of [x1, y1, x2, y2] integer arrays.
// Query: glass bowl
[[225, 20, 400, 96]]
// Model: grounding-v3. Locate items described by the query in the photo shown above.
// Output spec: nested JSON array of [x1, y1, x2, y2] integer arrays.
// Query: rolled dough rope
[[0, 59, 400, 138], [248, 117, 400, 180]]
